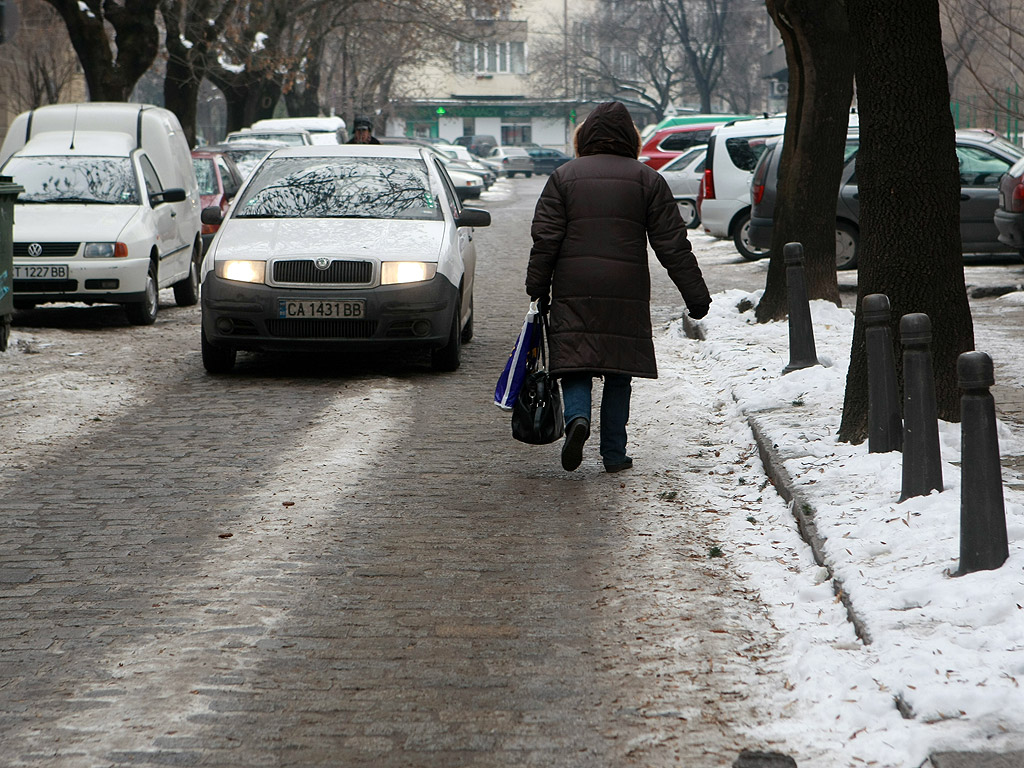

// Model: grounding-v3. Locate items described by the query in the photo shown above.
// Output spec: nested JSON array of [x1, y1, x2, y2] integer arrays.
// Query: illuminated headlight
[[215, 260, 266, 284], [381, 262, 437, 285], [83, 242, 128, 258]]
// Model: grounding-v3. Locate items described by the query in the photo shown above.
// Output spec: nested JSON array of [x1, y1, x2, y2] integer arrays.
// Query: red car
[[191, 148, 244, 252], [639, 120, 736, 171]]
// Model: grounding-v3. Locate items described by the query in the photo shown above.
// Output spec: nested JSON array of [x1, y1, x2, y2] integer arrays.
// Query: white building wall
[[532, 117, 568, 149], [438, 117, 463, 141], [475, 117, 503, 139]]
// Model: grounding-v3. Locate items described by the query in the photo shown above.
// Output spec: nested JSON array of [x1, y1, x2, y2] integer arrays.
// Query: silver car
[[486, 145, 534, 178], [657, 144, 706, 228]]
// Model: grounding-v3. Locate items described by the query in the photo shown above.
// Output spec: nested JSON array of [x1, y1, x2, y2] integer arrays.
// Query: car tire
[[201, 326, 236, 374], [431, 298, 462, 372], [678, 199, 700, 229], [525, 172, 532, 178], [460, 291, 474, 344], [0, 315, 9, 352], [733, 211, 769, 261], [507, 172, 516, 178], [836, 221, 859, 270], [125, 262, 159, 325], [173, 240, 201, 307]]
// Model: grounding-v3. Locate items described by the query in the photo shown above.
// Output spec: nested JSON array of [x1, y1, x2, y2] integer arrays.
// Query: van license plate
[[14, 264, 69, 280], [279, 299, 366, 319]]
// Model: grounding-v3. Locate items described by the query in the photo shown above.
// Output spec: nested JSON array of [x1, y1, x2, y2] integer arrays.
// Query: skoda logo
[[314, 257, 331, 271], [27, 243, 43, 257]]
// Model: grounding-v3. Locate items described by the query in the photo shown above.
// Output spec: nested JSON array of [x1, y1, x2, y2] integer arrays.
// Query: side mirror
[[201, 206, 224, 226], [457, 207, 490, 228], [153, 187, 186, 205]]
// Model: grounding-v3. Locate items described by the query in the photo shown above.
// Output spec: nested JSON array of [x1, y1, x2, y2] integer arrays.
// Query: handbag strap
[[536, 311, 550, 371]]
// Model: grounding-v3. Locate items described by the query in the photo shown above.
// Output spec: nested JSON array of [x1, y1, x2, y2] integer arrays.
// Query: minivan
[[0, 102, 202, 324]]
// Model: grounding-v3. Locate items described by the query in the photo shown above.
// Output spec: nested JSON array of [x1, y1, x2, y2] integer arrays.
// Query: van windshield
[[2, 156, 139, 204]]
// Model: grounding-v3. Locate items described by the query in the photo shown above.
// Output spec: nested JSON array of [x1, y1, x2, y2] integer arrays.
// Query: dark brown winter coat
[[526, 101, 711, 379]]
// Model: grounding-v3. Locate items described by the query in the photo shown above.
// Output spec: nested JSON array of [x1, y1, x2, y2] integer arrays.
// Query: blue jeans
[[560, 373, 632, 466]]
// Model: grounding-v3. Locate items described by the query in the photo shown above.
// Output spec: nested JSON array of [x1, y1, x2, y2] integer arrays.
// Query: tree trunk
[[755, 0, 854, 322], [839, 0, 973, 443], [164, 56, 201, 147], [44, 0, 159, 101]]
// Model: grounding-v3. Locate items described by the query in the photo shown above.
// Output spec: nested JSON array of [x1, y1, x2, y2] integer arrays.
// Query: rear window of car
[[504, 147, 530, 157], [236, 156, 443, 221], [659, 129, 713, 152], [724, 136, 776, 172], [193, 158, 218, 195], [3, 155, 140, 204]]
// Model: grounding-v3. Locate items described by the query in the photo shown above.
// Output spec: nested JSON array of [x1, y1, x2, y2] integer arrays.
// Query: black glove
[[531, 294, 550, 315], [687, 303, 710, 320]]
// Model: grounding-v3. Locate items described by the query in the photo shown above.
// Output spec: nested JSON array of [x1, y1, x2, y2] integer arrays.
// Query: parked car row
[[748, 127, 1024, 268]]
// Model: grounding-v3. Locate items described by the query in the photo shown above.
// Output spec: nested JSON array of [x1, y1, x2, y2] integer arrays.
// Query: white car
[[250, 116, 346, 145], [657, 144, 706, 228], [0, 103, 202, 324], [199, 145, 490, 373], [698, 116, 787, 258], [225, 129, 313, 147], [485, 145, 534, 177]]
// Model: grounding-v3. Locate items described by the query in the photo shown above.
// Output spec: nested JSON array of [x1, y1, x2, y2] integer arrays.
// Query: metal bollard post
[[782, 242, 820, 374], [864, 294, 902, 453], [899, 313, 943, 501], [956, 351, 1009, 575]]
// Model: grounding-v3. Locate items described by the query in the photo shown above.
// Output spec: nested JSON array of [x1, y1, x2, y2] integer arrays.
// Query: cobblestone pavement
[[1, 178, 801, 767]]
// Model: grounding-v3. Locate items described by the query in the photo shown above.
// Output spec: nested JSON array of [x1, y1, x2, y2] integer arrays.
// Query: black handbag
[[511, 313, 564, 445]]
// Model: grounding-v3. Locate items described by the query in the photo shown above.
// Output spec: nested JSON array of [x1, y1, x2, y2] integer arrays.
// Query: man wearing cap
[[347, 115, 380, 144]]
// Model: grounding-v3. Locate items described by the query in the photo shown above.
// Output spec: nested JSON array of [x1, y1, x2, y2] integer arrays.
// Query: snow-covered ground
[[646, 281, 1024, 765]]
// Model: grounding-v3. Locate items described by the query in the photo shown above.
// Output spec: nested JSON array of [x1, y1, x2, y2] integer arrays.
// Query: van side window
[[139, 155, 163, 201]]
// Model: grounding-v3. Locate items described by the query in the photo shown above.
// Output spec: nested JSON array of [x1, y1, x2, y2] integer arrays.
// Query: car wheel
[[0, 315, 9, 352], [507, 172, 516, 178], [125, 262, 159, 325], [733, 212, 769, 261], [836, 221, 859, 270], [677, 199, 700, 229], [525, 172, 533, 178], [201, 326, 236, 374], [173, 240, 201, 307], [460, 291, 474, 344], [431, 297, 462, 372]]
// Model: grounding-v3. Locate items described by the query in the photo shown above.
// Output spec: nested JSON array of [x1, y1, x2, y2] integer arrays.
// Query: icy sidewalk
[[655, 289, 1024, 766]]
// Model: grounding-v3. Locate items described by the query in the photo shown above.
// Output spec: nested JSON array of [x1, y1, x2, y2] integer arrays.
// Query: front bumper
[[201, 272, 459, 353], [994, 209, 1024, 250], [13, 256, 151, 305]]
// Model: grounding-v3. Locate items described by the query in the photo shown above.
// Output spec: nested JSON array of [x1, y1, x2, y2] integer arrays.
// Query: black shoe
[[604, 457, 633, 473], [561, 417, 590, 471]]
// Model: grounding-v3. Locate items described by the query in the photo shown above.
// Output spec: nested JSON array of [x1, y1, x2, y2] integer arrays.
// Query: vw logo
[[314, 257, 331, 271], [27, 243, 43, 257]]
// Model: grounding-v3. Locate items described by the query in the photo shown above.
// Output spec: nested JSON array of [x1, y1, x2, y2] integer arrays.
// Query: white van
[[250, 116, 347, 145], [697, 116, 787, 259], [0, 102, 202, 324]]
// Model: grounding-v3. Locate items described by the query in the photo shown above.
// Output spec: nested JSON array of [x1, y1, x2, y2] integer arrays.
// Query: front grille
[[15, 279, 78, 292], [272, 259, 372, 285], [266, 318, 377, 339], [14, 242, 80, 258]]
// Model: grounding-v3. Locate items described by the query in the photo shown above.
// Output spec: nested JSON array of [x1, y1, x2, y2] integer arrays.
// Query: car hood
[[211, 218, 447, 262], [12, 204, 137, 241]]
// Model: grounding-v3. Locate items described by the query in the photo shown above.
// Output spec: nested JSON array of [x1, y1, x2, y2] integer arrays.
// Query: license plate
[[278, 299, 366, 319], [14, 264, 69, 280]]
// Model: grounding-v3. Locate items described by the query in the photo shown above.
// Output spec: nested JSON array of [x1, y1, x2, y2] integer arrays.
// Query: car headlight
[[83, 242, 128, 258], [380, 262, 437, 285], [216, 260, 266, 284]]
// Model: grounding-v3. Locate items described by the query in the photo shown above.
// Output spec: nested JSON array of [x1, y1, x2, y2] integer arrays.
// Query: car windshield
[[3, 155, 139, 204], [231, 132, 307, 146], [504, 147, 529, 157], [235, 156, 443, 220], [193, 158, 219, 195], [224, 148, 275, 177]]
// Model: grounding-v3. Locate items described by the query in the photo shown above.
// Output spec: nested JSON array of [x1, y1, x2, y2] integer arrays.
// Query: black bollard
[[864, 294, 902, 454], [782, 242, 820, 374], [899, 313, 943, 501], [956, 351, 1009, 575]]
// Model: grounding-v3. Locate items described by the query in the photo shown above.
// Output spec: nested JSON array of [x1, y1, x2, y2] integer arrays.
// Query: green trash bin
[[0, 175, 24, 352]]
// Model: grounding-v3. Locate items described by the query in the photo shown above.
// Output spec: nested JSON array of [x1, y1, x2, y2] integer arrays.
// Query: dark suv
[[749, 129, 1023, 269], [454, 134, 497, 158], [994, 156, 1024, 257]]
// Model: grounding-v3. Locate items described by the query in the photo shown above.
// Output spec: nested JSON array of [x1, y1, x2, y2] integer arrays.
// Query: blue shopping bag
[[494, 301, 541, 410]]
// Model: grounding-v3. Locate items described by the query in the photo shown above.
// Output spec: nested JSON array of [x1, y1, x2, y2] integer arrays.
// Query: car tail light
[[502, 158, 509, 164], [1012, 182, 1024, 213], [702, 169, 715, 200], [752, 183, 765, 205]]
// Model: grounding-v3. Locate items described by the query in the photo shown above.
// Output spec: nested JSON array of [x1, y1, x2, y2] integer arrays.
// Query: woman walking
[[526, 101, 711, 473]]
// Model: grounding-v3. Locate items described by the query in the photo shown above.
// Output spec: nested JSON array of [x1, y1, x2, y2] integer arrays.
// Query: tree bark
[[755, 0, 854, 322], [839, 0, 974, 443], [43, 0, 159, 101]]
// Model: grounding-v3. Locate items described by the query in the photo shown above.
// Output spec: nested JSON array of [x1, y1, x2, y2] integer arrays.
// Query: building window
[[501, 119, 531, 146], [455, 38, 526, 75]]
